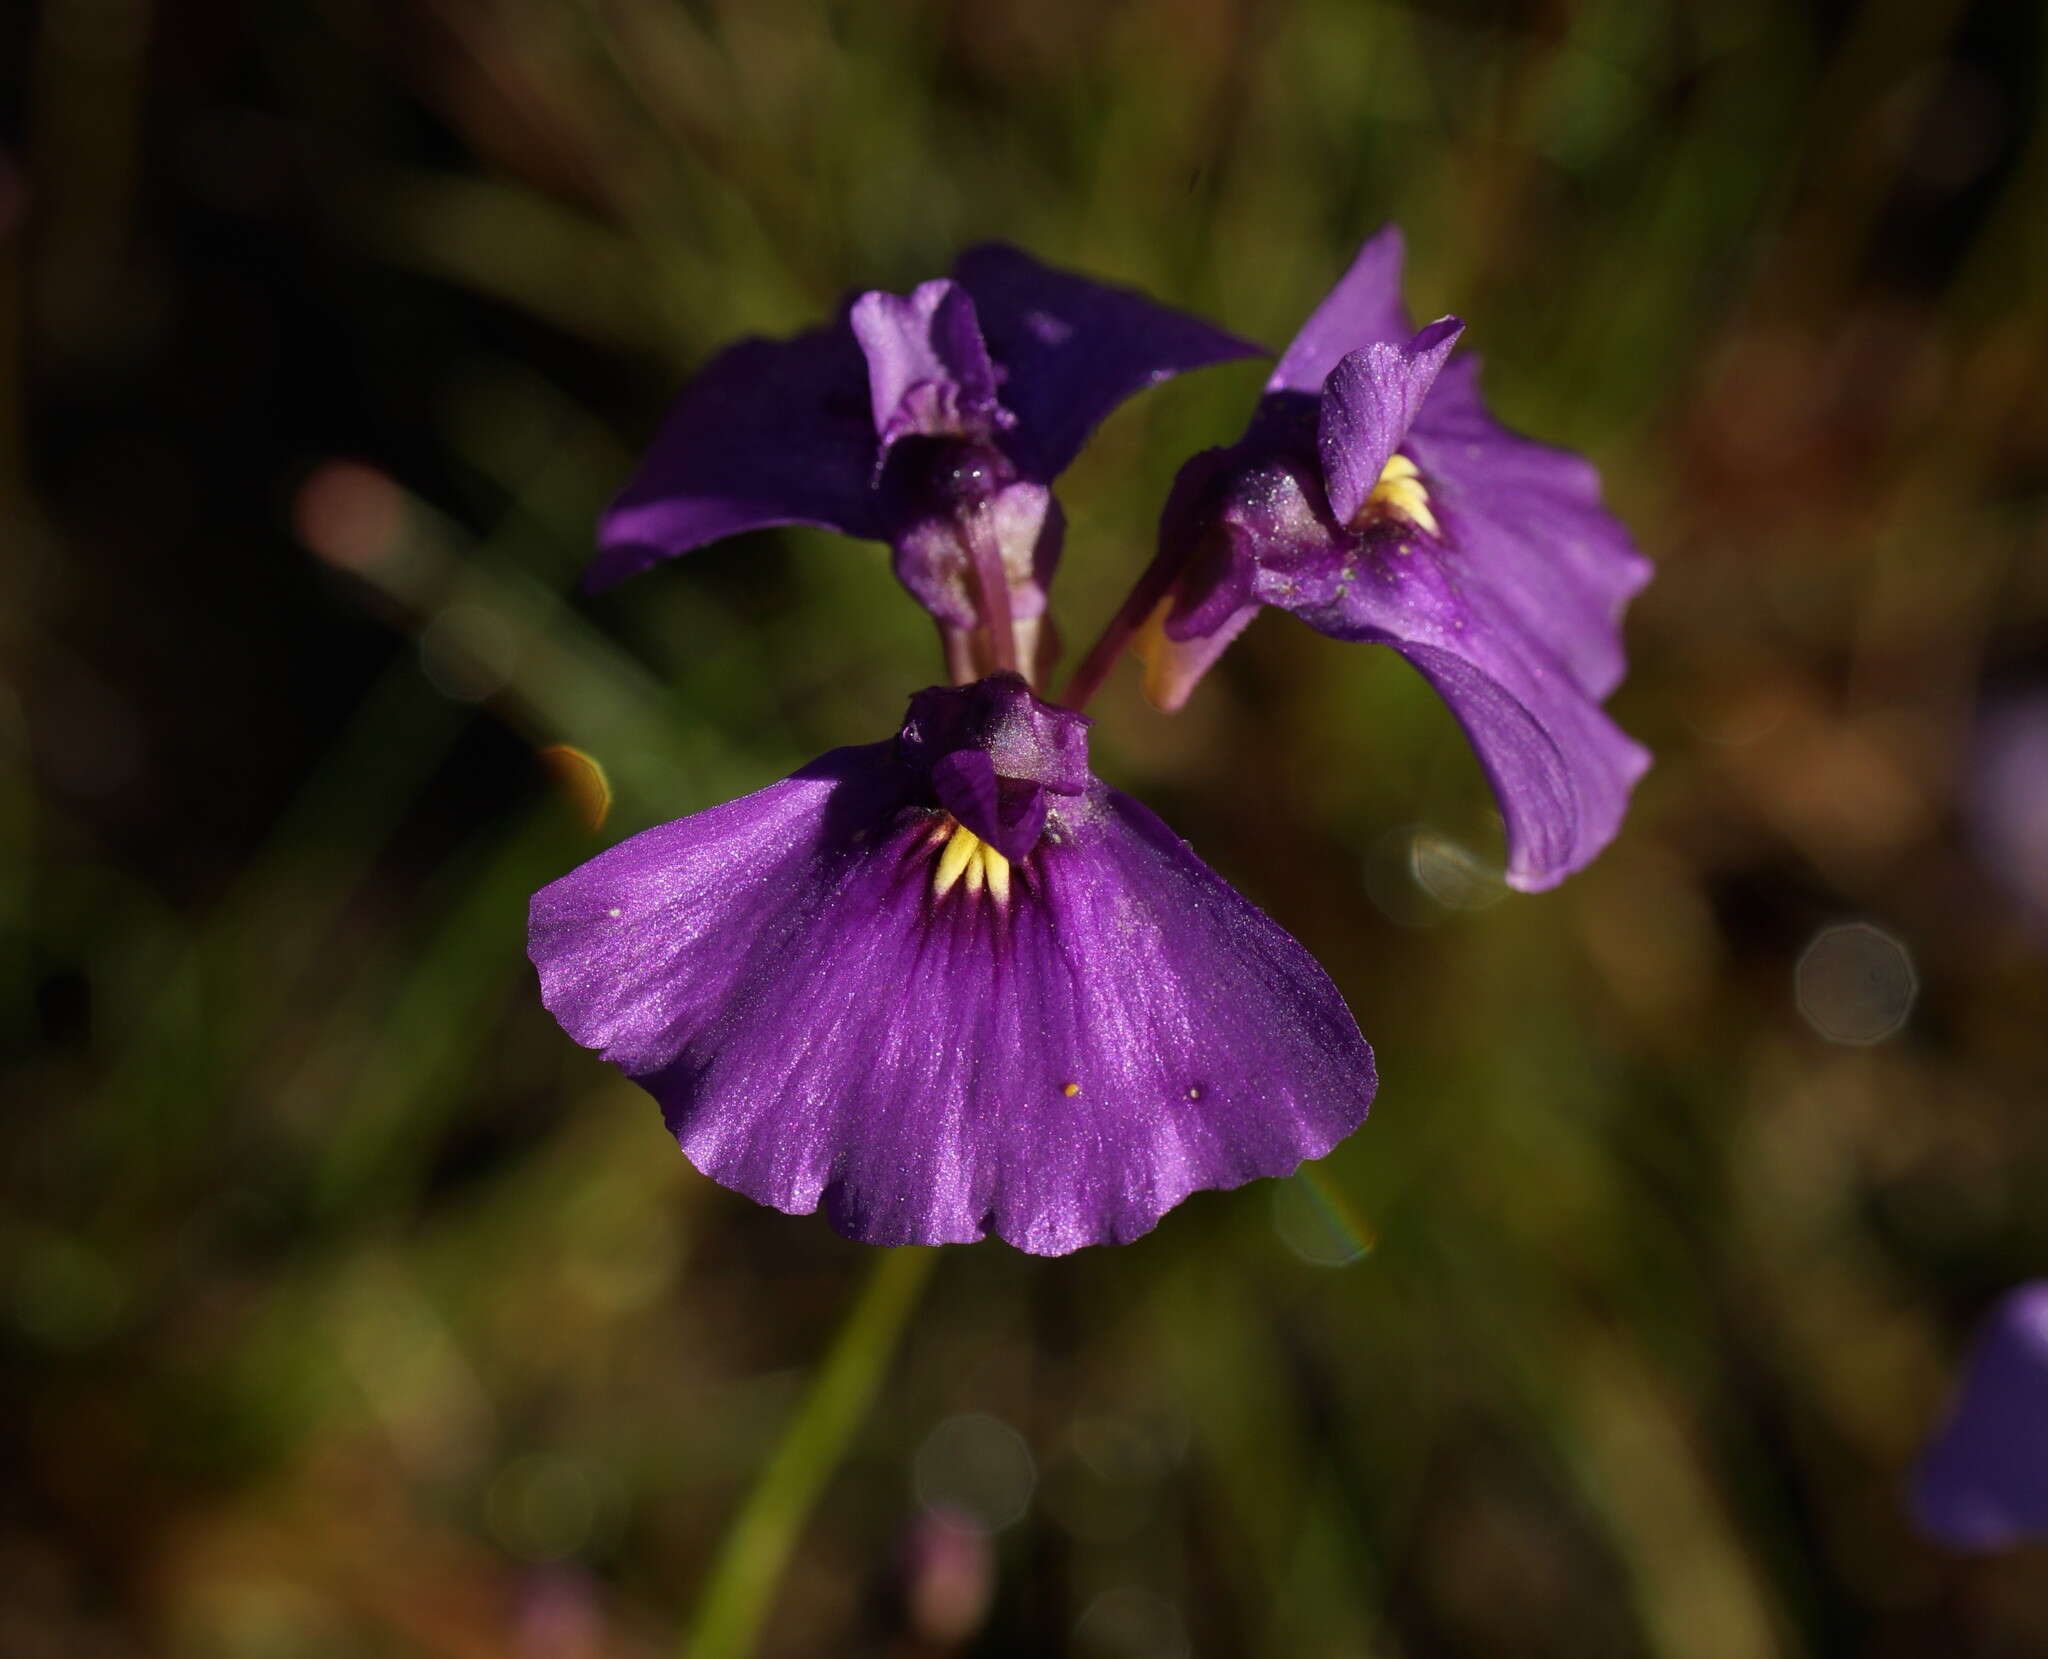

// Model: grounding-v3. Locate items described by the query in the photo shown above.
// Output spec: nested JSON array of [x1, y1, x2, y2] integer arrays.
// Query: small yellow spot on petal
[[1187, 1086, 1202, 1101], [607, 907, 621, 919], [1062, 1081, 1081, 1097], [933, 822, 979, 898]]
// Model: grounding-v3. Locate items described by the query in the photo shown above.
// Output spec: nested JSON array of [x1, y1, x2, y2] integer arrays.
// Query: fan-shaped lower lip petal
[[529, 745, 1374, 1255]]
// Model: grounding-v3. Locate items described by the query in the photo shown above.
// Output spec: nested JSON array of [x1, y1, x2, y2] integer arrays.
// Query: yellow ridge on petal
[[1359, 452, 1439, 536], [930, 822, 1017, 904], [932, 822, 979, 898]]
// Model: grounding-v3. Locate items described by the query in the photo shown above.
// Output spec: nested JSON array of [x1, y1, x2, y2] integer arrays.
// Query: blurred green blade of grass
[[307, 806, 566, 1218]]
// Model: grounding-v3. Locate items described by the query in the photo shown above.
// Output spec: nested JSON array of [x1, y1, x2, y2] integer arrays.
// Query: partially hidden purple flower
[[1966, 692, 2048, 932], [1912, 1282, 2048, 1549], [1135, 225, 1651, 891], [528, 674, 1374, 1254], [592, 247, 1258, 682]]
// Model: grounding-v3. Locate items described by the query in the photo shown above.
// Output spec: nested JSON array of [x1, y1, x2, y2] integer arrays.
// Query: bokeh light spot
[[900, 1508, 994, 1645], [419, 603, 519, 702], [1073, 1586, 1189, 1659], [540, 745, 613, 831], [1272, 1168, 1375, 1267], [1795, 922, 1917, 1045], [294, 460, 405, 570], [913, 1413, 1035, 1533], [1408, 828, 1508, 911], [485, 1455, 617, 1563]]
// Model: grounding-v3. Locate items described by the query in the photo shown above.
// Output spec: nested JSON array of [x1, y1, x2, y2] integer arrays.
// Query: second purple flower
[[1112, 226, 1651, 890], [591, 246, 1256, 682]]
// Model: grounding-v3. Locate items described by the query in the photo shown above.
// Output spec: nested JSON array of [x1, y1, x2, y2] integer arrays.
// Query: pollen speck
[[1187, 1086, 1201, 1100], [1062, 1081, 1081, 1097], [607, 907, 622, 919]]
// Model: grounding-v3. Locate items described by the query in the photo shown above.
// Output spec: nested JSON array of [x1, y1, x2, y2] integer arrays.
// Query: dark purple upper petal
[[528, 680, 1375, 1254], [591, 321, 882, 593], [898, 672, 1091, 801], [851, 280, 1012, 458], [1912, 1282, 2048, 1550], [1403, 357, 1650, 699], [930, 749, 1048, 863], [1267, 223, 1413, 397], [1316, 318, 1464, 525], [953, 243, 1262, 483]]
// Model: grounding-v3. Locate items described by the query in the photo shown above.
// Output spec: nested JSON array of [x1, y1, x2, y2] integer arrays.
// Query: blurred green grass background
[[6, 0, 2048, 1654]]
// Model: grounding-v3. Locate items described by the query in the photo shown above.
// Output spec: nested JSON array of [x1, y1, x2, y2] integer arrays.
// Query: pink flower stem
[[1059, 544, 1182, 713], [961, 509, 1018, 677]]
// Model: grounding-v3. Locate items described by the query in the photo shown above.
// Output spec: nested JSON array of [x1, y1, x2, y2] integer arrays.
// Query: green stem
[[679, 1246, 939, 1659]]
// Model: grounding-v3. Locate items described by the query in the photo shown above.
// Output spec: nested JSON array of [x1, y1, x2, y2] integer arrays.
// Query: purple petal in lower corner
[[1912, 1282, 2048, 1551]]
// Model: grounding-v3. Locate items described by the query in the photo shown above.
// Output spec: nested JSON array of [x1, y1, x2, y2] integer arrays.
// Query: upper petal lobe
[[954, 243, 1262, 482], [591, 322, 882, 591], [851, 280, 1010, 454], [1268, 223, 1414, 397]]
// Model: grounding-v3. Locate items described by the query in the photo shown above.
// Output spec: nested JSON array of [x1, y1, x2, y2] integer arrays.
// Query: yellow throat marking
[[1357, 453, 1438, 536], [931, 820, 1011, 903]]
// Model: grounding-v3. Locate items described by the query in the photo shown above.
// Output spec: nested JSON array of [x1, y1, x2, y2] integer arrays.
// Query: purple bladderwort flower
[[1966, 691, 2048, 933], [529, 673, 1374, 1255], [1911, 1282, 2048, 1549], [590, 246, 1257, 683], [1066, 225, 1650, 891]]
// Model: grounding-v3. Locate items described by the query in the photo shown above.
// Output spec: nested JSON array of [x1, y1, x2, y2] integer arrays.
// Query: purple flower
[[1912, 1282, 2048, 1549], [592, 247, 1257, 681], [528, 674, 1374, 1255], [1131, 225, 1651, 891], [1966, 691, 2048, 931]]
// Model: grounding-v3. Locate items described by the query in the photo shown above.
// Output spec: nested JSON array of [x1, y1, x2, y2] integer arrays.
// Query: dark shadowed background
[[5, 0, 2048, 1654]]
